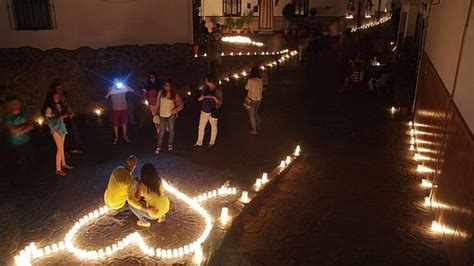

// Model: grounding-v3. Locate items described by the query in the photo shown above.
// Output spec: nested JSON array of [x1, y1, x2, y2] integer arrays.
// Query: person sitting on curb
[[103, 155, 156, 226], [130, 163, 170, 227]]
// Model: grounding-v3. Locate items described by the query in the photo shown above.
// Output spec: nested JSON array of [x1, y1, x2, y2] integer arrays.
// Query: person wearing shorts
[[106, 79, 134, 144], [142, 72, 162, 137]]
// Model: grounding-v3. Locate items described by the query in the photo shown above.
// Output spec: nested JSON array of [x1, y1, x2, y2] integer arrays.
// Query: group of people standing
[[3, 60, 265, 179]]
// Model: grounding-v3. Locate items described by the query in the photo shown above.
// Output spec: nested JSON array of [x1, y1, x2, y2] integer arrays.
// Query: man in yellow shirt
[[103, 155, 153, 218]]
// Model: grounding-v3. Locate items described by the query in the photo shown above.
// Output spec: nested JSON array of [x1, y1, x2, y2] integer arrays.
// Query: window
[[9, 0, 55, 30], [223, 0, 241, 16], [294, 0, 309, 16]]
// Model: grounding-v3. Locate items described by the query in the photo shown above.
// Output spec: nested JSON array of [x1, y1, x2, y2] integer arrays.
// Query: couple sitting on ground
[[103, 155, 170, 227]]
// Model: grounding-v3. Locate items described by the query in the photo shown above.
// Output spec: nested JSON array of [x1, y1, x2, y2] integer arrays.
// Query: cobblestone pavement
[[1, 37, 449, 265], [211, 58, 449, 265], [0, 49, 300, 265]]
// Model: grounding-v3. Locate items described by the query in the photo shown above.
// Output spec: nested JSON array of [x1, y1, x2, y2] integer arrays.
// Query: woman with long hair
[[142, 72, 162, 137], [155, 79, 183, 154], [131, 163, 170, 227], [245, 66, 264, 134], [42, 91, 73, 176]]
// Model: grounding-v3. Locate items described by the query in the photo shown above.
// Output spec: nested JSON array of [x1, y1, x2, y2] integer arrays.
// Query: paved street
[[1, 39, 448, 265]]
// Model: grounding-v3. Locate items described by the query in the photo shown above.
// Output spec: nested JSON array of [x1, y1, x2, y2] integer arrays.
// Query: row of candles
[[407, 121, 467, 238], [13, 145, 302, 265], [194, 48, 290, 58], [349, 16, 391, 32]]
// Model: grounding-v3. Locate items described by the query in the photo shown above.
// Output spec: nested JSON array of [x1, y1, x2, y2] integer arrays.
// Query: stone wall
[[0, 44, 194, 115]]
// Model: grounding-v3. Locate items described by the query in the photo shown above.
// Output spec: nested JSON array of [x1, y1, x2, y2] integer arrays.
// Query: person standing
[[208, 23, 223, 77], [245, 67, 264, 134], [194, 74, 223, 149], [3, 95, 35, 181], [155, 79, 183, 154], [50, 81, 82, 154], [142, 72, 162, 137], [105, 79, 134, 144], [42, 91, 73, 176]]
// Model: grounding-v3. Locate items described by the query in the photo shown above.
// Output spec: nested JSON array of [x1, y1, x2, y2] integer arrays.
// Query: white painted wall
[[453, 6, 474, 133], [201, 0, 348, 17], [0, 0, 193, 50], [424, 0, 471, 93]]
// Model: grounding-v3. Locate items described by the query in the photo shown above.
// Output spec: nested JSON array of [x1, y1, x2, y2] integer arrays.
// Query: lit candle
[[408, 121, 413, 127], [261, 173, 268, 184], [294, 145, 301, 156], [94, 108, 102, 116], [240, 191, 250, 203], [410, 137, 416, 145], [390, 106, 396, 114], [279, 160, 286, 168], [241, 71, 247, 76], [255, 178, 262, 189], [144, 100, 149, 106], [187, 91, 191, 96], [193, 245, 203, 264], [203, 53, 207, 57], [220, 207, 229, 223], [421, 179, 433, 188], [36, 116, 44, 126], [286, 156, 291, 165]]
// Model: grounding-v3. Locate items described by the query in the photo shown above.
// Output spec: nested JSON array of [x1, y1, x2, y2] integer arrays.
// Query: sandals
[[137, 220, 151, 228], [62, 164, 74, 170], [56, 170, 67, 176]]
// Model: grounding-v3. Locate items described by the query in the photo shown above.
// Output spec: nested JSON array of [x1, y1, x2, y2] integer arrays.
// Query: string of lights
[[194, 49, 290, 58]]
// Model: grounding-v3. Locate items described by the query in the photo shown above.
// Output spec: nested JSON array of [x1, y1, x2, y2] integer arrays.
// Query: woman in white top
[[245, 66, 264, 134], [155, 79, 183, 154]]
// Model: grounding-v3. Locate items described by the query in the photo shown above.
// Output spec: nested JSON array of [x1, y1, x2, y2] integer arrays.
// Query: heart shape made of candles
[[14, 180, 238, 265]]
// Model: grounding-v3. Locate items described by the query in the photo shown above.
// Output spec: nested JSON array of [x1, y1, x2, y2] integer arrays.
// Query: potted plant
[[224, 17, 235, 34], [282, 3, 296, 35], [235, 17, 245, 34], [209, 16, 219, 29]]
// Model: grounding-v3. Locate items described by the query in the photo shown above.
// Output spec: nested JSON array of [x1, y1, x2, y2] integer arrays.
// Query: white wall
[[424, 0, 471, 93], [201, 0, 223, 16], [453, 6, 474, 132], [0, 0, 193, 50]]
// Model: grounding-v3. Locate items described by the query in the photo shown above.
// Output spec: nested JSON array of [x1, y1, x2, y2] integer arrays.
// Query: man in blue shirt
[[4, 95, 35, 181]]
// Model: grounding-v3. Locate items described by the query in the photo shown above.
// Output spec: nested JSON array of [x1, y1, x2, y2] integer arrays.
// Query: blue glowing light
[[115, 82, 124, 89]]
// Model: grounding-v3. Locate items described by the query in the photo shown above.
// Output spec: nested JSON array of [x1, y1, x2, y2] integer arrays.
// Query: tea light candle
[[220, 207, 229, 223], [261, 173, 268, 184], [240, 191, 250, 203]]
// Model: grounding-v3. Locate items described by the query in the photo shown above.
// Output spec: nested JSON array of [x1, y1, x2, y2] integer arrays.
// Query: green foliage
[[224, 17, 235, 29], [235, 17, 245, 28]]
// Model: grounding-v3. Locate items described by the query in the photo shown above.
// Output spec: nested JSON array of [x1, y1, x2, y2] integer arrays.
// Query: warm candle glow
[[409, 144, 415, 151], [240, 191, 250, 203], [94, 108, 102, 116], [220, 207, 229, 223], [421, 179, 433, 188], [36, 116, 44, 126], [279, 160, 286, 168], [144, 100, 149, 106], [417, 164, 435, 173], [261, 173, 268, 184]]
